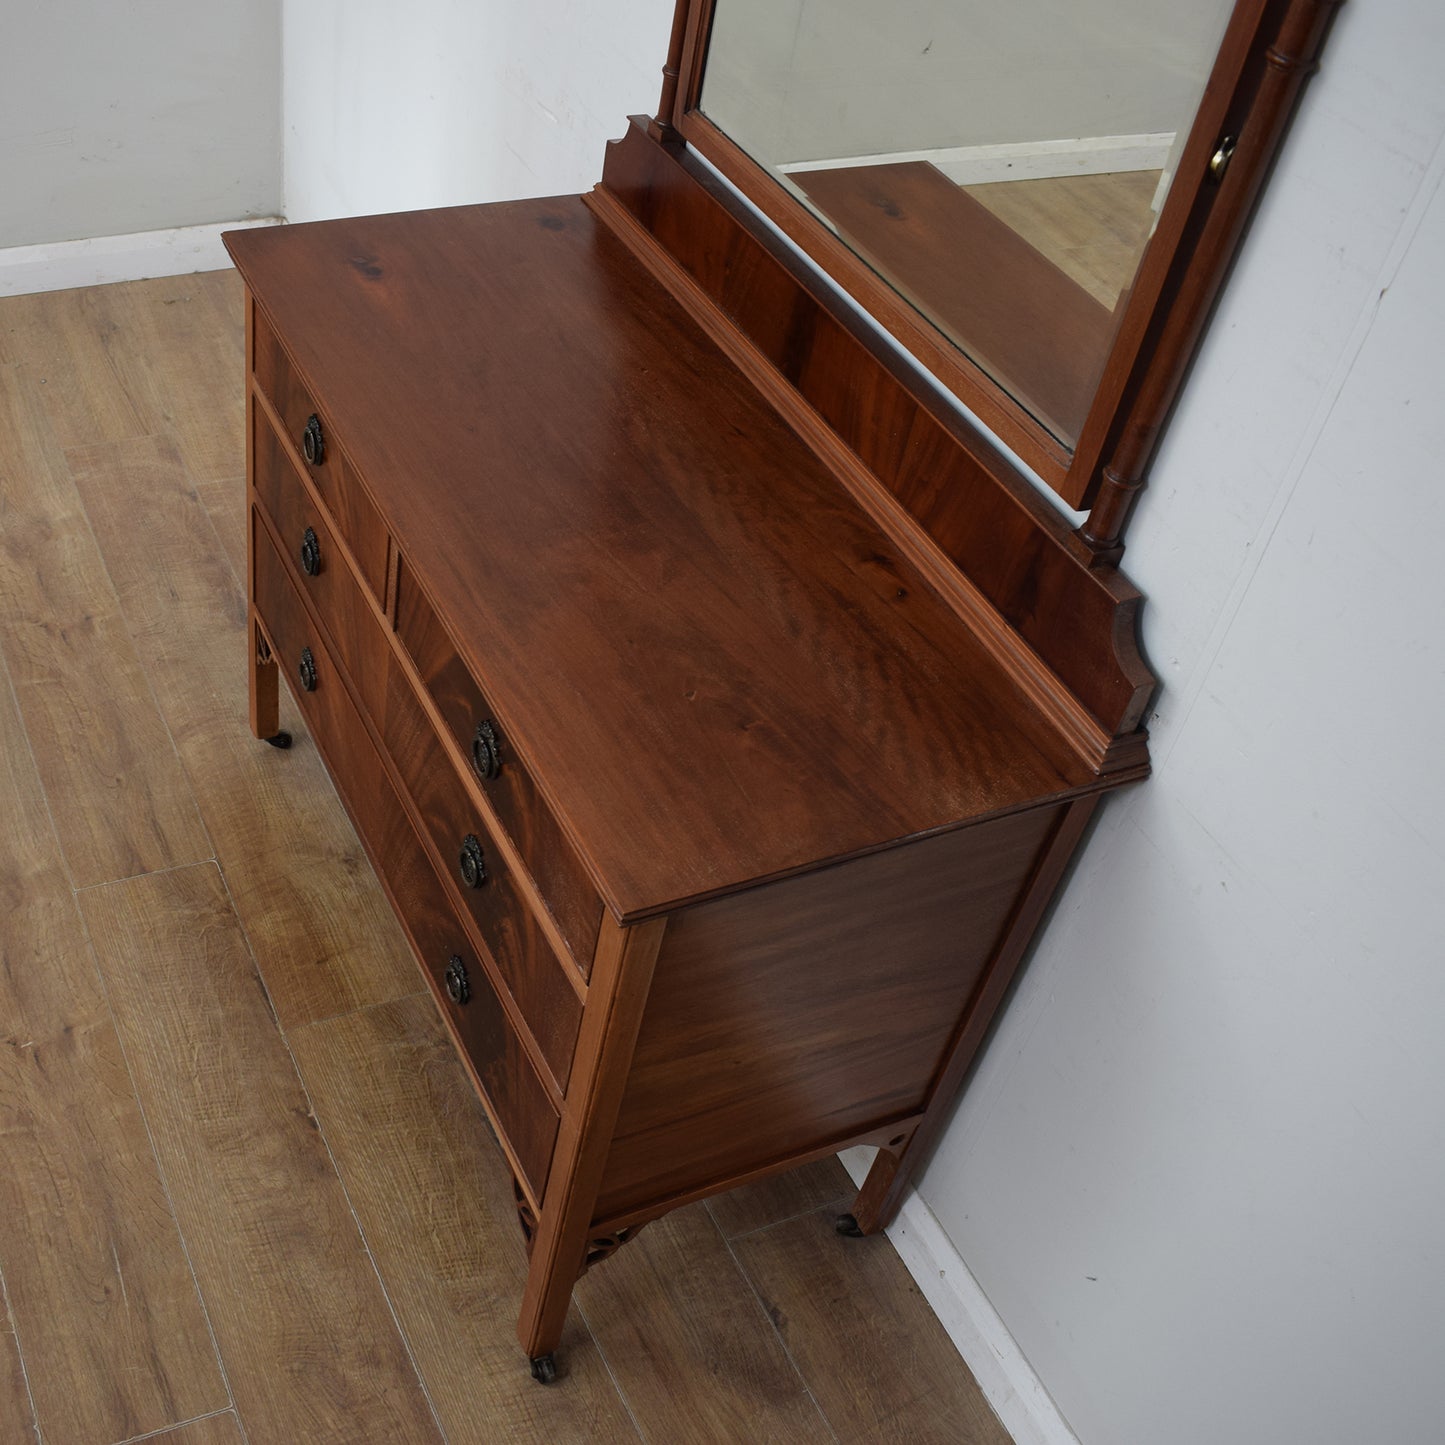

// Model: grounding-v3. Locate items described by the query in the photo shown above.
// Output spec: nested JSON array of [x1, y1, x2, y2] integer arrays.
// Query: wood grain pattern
[[395, 560, 604, 974], [599, 807, 1058, 1220], [67, 432, 419, 1030], [140, 1413, 246, 1445], [964, 170, 1160, 310], [193, 475, 249, 587], [793, 161, 1113, 446], [0, 1290, 35, 1442], [734, 1210, 1012, 1444], [292, 995, 639, 1445], [79, 864, 442, 1445], [0, 670, 224, 1445], [226, 207, 1093, 921], [573, 1204, 832, 1444], [0, 366, 212, 889], [706, 1157, 854, 1241], [103, 273, 248, 485], [594, 121, 1155, 741]]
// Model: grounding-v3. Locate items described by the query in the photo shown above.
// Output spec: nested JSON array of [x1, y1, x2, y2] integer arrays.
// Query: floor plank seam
[[110, 1407, 237, 1445], [568, 1295, 649, 1443], [59, 426, 221, 871], [0, 1268, 43, 1445], [0, 640, 80, 902], [714, 1208, 843, 1445], [208, 858, 452, 1445], [69, 870, 246, 1445], [708, 1189, 855, 1245], [71, 853, 222, 895]]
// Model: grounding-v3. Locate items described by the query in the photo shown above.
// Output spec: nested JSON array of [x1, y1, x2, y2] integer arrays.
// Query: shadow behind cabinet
[[222, 2, 1327, 1376]]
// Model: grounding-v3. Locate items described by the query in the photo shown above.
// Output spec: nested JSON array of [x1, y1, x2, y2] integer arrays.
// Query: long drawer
[[251, 306, 390, 601], [251, 468, 583, 1090], [395, 559, 604, 976], [252, 512, 560, 1199]]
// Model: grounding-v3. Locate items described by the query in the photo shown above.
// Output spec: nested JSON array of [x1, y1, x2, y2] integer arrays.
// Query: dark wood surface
[[793, 161, 1114, 446], [252, 307, 389, 596], [594, 121, 1155, 750], [597, 804, 1059, 1222], [226, 205, 1104, 924], [396, 555, 604, 973]]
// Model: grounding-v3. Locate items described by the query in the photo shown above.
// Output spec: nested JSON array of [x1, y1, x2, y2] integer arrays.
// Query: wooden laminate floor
[[0, 271, 1012, 1445]]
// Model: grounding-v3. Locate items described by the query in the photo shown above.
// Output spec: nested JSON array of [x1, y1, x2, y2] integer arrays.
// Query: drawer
[[252, 406, 385, 703], [395, 559, 604, 977], [252, 520, 558, 1200], [251, 305, 389, 600], [367, 642, 583, 1091]]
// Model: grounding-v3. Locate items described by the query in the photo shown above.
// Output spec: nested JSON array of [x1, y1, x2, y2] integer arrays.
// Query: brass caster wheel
[[530, 1354, 558, 1385], [264, 732, 292, 749], [835, 1213, 866, 1238]]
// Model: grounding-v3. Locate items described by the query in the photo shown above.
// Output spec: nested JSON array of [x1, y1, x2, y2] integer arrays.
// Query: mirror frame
[[657, 0, 1339, 537]]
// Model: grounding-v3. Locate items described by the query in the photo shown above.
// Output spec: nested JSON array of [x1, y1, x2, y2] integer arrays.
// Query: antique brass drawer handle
[[299, 526, 321, 577], [444, 955, 470, 1006], [471, 719, 502, 781], [459, 833, 487, 888], [301, 413, 325, 466], [297, 646, 317, 693]]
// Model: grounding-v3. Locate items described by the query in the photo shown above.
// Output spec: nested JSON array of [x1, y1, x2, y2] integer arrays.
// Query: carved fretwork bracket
[[512, 1176, 648, 1279]]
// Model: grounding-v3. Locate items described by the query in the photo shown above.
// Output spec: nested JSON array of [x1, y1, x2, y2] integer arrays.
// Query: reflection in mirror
[[700, 0, 1237, 449]]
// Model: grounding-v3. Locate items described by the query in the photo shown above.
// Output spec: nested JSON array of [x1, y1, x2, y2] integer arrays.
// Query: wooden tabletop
[[226, 199, 1095, 920]]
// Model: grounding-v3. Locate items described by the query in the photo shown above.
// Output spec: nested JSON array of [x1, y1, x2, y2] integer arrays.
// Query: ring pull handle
[[300, 526, 321, 577], [444, 955, 470, 1005], [297, 646, 317, 692], [302, 414, 325, 466], [458, 833, 487, 889], [471, 719, 501, 781]]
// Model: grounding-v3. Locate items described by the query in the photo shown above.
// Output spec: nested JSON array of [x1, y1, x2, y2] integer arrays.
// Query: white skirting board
[[781, 132, 1174, 187], [0, 217, 283, 298], [838, 1147, 1081, 1445]]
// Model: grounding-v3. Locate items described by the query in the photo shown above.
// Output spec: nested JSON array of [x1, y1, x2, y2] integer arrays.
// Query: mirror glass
[[699, 0, 1237, 450]]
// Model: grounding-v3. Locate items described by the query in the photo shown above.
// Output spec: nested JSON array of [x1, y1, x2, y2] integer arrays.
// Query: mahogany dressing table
[[224, 0, 1334, 1380]]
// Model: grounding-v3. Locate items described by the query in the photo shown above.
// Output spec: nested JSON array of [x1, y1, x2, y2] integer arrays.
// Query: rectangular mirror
[[664, 0, 1338, 527]]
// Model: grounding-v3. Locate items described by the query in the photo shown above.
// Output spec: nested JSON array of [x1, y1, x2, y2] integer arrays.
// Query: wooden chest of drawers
[[225, 121, 1151, 1378]]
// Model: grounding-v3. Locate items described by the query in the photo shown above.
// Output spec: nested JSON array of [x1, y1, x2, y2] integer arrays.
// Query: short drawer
[[368, 644, 584, 1091], [252, 405, 384, 701], [252, 520, 559, 1200], [251, 305, 389, 600], [395, 559, 604, 977]]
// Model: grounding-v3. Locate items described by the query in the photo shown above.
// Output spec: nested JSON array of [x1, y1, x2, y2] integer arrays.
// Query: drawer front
[[251, 307, 389, 600], [395, 560, 603, 977], [252, 519, 558, 1199], [252, 406, 385, 702], [369, 643, 583, 1090]]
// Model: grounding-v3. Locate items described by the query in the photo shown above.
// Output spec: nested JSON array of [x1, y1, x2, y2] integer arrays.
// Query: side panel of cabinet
[[594, 805, 1061, 1220]]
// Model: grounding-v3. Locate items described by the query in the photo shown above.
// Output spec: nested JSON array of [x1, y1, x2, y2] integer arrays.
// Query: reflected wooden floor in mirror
[[0, 271, 1014, 1444], [964, 169, 1162, 309]]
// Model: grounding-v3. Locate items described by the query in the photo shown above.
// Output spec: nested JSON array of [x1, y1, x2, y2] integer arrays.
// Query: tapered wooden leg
[[848, 1141, 912, 1235], [249, 611, 289, 747]]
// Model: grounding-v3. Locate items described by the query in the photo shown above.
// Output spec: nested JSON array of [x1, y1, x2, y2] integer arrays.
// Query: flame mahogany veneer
[[225, 119, 1153, 1370]]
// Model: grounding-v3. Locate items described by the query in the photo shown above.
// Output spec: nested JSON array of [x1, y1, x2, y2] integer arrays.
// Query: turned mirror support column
[[648, 0, 691, 144]]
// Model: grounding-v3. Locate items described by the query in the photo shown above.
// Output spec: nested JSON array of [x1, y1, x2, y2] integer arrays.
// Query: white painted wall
[[918, 3, 1445, 1442], [277, 3, 1445, 1441], [281, 0, 674, 224], [0, 1, 281, 249], [702, 0, 1233, 165]]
